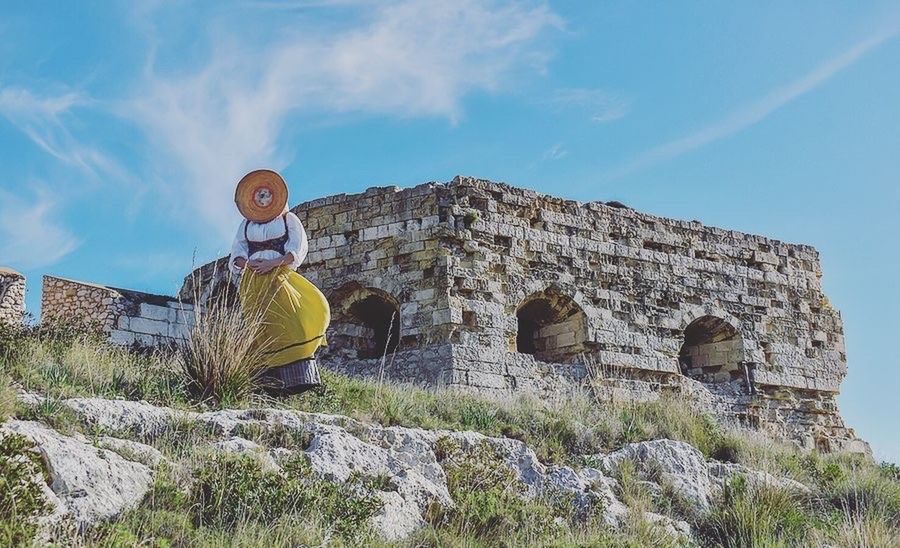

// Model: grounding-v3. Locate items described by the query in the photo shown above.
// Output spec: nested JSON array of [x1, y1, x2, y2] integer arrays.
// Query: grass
[[0, 430, 51, 545], [1, 319, 737, 465], [89, 454, 384, 547], [0, 374, 14, 422], [1, 321, 184, 405], [176, 282, 274, 407], [696, 475, 813, 547], [2, 323, 900, 546]]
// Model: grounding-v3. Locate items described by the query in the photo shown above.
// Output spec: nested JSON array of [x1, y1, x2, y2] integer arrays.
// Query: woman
[[229, 169, 330, 396]]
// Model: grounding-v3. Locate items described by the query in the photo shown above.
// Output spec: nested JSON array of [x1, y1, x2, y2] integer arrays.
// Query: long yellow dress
[[239, 265, 330, 368]]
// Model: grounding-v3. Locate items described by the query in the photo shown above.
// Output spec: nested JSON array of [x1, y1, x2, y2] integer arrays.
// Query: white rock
[[305, 423, 453, 541], [602, 439, 713, 514], [211, 436, 279, 471], [98, 436, 164, 468], [643, 511, 692, 539], [63, 398, 190, 437], [2, 421, 153, 529], [707, 461, 811, 494]]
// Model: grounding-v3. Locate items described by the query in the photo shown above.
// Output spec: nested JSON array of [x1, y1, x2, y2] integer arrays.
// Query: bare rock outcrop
[[1, 420, 154, 529], [11, 393, 815, 542], [602, 439, 714, 514]]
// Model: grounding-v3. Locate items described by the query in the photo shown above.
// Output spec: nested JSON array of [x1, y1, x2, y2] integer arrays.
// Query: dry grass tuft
[[176, 281, 272, 408]]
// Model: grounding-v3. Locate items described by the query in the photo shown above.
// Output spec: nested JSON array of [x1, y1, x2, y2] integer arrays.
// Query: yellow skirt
[[239, 266, 330, 369]]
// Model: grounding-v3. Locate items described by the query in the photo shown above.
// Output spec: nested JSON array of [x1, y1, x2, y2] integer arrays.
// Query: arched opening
[[679, 316, 744, 383], [328, 284, 400, 359], [515, 289, 587, 362]]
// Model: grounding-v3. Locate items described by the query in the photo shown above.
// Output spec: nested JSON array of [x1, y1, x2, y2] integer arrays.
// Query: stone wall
[[42, 276, 194, 347], [177, 175, 865, 453], [0, 267, 26, 327]]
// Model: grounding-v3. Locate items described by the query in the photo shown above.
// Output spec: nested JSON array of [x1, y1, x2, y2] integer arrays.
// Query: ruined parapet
[[42, 276, 194, 347], [0, 267, 26, 327]]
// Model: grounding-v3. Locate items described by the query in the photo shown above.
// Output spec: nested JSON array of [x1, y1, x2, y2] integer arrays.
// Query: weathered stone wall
[[177, 176, 865, 453], [42, 276, 193, 347], [0, 267, 26, 327]]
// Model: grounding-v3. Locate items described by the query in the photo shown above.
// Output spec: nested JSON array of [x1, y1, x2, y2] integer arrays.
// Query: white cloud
[[605, 26, 900, 180], [550, 88, 631, 123], [0, 185, 80, 270], [125, 0, 562, 239], [0, 87, 123, 180], [541, 142, 567, 161]]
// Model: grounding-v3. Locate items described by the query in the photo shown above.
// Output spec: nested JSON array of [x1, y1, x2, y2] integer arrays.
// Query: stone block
[[467, 371, 508, 390], [128, 317, 170, 337], [139, 303, 173, 322], [108, 330, 135, 346]]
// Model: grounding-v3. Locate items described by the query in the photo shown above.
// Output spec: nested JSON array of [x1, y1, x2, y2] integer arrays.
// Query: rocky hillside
[[1, 324, 898, 546], [2, 389, 898, 547]]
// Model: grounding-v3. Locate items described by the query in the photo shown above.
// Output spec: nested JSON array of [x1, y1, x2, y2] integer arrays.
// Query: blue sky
[[0, 1, 897, 462]]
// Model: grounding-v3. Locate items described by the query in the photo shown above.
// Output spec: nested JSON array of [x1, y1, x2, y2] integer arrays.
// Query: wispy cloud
[[549, 87, 631, 123], [604, 26, 900, 180], [0, 184, 80, 270], [126, 0, 563, 239], [541, 142, 568, 161], [0, 87, 123, 180]]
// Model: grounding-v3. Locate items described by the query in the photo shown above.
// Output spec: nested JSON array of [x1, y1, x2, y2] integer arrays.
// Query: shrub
[[191, 453, 382, 541], [0, 430, 51, 545], [434, 438, 574, 544], [697, 475, 813, 547], [812, 510, 900, 547], [881, 461, 900, 482], [823, 465, 900, 525], [175, 292, 270, 407], [16, 395, 81, 435]]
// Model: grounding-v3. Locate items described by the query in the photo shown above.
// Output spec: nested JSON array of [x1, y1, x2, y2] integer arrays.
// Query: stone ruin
[[40, 276, 195, 347], [12, 176, 868, 454], [0, 267, 26, 327]]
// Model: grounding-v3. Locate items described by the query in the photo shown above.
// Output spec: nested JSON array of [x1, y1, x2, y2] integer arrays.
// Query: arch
[[327, 283, 400, 359], [678, 315, 745, 384], [515, 288, 587, 363]]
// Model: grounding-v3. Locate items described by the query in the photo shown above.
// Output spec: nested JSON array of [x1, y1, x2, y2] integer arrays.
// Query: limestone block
[[128, 316, 169, 336], [467, 371, 508, 389], [139, 303, 174, 322], [108, 330, 136, 346]]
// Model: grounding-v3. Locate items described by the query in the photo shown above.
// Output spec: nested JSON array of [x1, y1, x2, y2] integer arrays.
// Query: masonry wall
[[42, 276, 194, 347], [0, 267, 26, 327], [181, 176, 864, 453]]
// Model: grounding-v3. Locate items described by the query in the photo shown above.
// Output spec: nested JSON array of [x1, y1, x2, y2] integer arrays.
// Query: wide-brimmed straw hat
[[234, 169, 288, 223]]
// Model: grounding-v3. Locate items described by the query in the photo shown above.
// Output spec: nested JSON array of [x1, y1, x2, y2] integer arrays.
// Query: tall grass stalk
[[177, 269, 271, 407], [376, 311, 397, 394]]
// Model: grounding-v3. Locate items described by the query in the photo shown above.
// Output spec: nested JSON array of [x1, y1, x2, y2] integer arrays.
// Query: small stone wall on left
[[41, 275, 195, 348], [0, 267, 26, 327]]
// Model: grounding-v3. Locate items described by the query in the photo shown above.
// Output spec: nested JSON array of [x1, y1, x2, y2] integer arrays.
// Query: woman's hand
[[249, 256, 287, 274]]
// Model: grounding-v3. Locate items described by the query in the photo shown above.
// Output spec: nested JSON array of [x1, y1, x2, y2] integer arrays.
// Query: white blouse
[[229, 212, 309, 275]]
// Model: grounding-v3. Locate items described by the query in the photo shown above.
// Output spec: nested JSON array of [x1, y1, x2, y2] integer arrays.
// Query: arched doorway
[[328, 284, 400, 359], [515, 289, 587, 362], [679, 315, 744, 383]]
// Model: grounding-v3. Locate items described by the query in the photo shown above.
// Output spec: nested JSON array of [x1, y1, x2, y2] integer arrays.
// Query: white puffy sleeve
[[229, 220, 249, 275], [284, 212, 309, 269]]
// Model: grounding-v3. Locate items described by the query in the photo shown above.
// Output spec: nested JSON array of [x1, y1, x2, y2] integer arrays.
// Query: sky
[[0, 1, 897, 462]]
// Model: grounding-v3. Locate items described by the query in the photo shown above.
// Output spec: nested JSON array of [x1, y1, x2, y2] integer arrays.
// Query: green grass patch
[[91, 453, 383, 547], [0, 430, 51, 546]]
